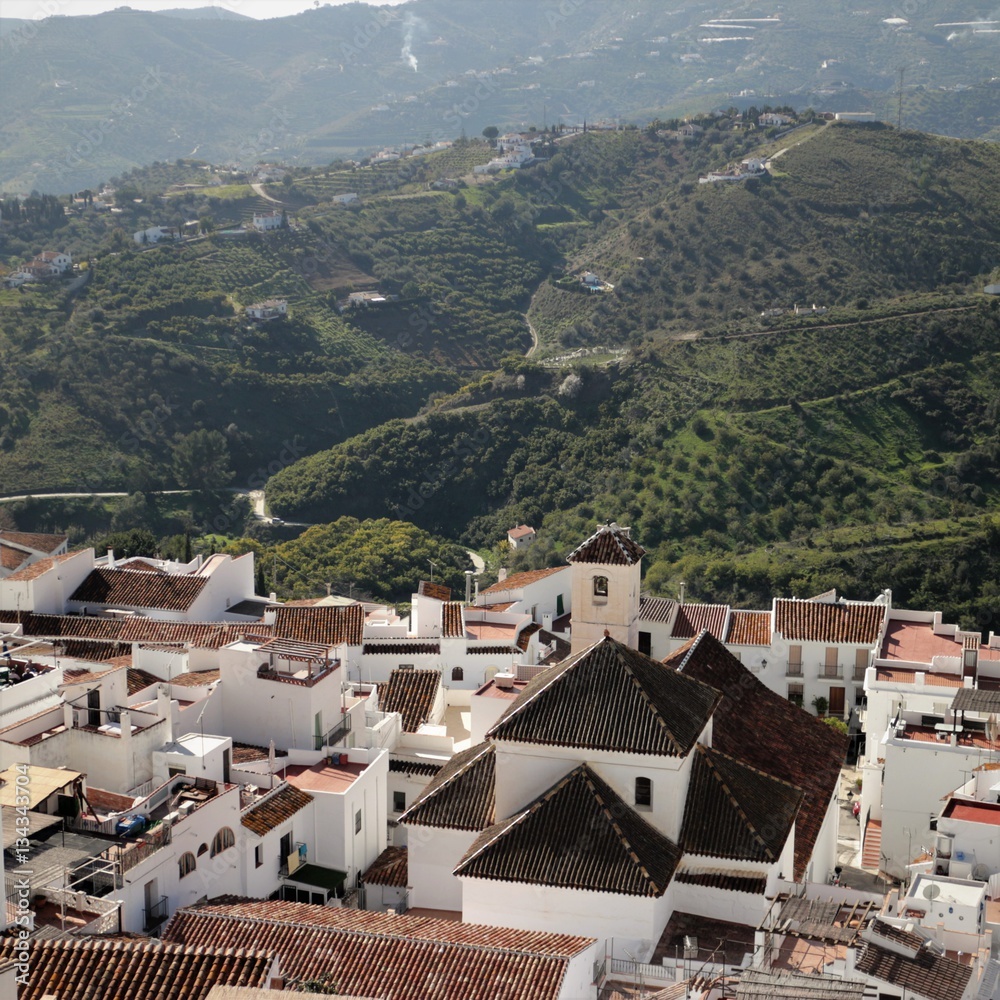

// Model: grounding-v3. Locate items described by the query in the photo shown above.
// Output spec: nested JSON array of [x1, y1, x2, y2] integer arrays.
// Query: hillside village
[[2, 521, 999, 999]]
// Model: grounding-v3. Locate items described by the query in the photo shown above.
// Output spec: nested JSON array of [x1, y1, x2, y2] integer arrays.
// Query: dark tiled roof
[[442, 601, 465, 638], [857, 934, 971, 1000], [399, 742, 495, 831], [273, 605, 364, 646], [169, 669, 221, 687], [0, 544, 25, 570], [70, 567, 207, 611], [388, 758, 443, 777], [736, 969, 865, 999], [952, 688, 1000, 713], [362, 642, 440, 655], [4, 552, 75, 582], [479, 566, 568, 596], [379, 668, 441, 732], [488, 636, 720, 756], [638, 595, 676, 624], [456, 765, 681, 897], [670, 603, 729, 640], [241, 783, 314, 836], [163, 899, 591, 1000], [775, 598, 885, 644], [665, 631, 848, 880], [517, 622, 542, 651], [60, 639, 132, 662], [0, 936, 273, 1000], [466, 644, 517, 655], [726, 610, 772, 646], [674, 868, 767, 895], [232, 742, 288, 765], [681, 744, 802, 862], [362, 845, 408, 887], [566, 522, 645, 566], [127, 667, 161, 694], [0, 529, 67, 554], [417, 580, 451, 601]]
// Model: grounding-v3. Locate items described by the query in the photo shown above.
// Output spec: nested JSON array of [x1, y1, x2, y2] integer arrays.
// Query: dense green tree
[[172, 430, 234, 489]]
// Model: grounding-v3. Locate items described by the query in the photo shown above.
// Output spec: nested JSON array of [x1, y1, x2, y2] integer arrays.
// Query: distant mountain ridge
[[1, 0, 997, 192]]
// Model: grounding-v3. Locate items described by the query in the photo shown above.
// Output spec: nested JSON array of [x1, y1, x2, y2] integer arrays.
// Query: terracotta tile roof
[[60, 639, 132, 662], [456, 764, 682, 897], [775, 598, 885, 644], [170, 669, 221, 687], [681, 744, 802, 862], [388, 758, 442, 777], [4, 553, 75, 581], [0, 529, 67, 554], [466, 644, 517, 655], [362, 642, 440, 655], [417, 580, 451, 601], [875, 667, 962, 687], [232, 742, 288, 765], [71, 567, 207, 611], [479, 565, 568, 596], [857, 931, 972, 1000], [361, 845, 408, 887], [0, 936, 273, 999], [566, 522, 645, 566], [272, 605, 364, 646], [399, 742, 495, 831], [517, 621, 542, 651], [639, 595, 677, 624], [0, 544, 26, 571], [670, 603, 729, 640], [127, 667, 161, 694], [726, 610, 772, 646], [441, 601, 465, 638], [61, 664, 124, 686], [488, 636, 721, 756], [735, 968, 865, 999], [163, 899, 592, 1000], [86, 786, 138, 814], [379, 667, 441, 732], [508, 525, 535, 539], [674, 868, 767, 895], [241, 783, 314, 836], [666, 631, 848, 880]]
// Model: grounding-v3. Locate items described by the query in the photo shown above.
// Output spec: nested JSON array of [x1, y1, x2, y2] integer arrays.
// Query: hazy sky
[[2, 0, 410, 19]]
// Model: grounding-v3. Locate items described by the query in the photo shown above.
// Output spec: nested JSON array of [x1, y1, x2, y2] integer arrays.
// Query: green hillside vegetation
[[2, 0, 997, 191]]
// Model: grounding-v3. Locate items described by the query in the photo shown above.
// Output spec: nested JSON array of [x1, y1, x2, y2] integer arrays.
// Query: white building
[[331, 192, 359, 206], [506, 524, 536, 549], [244, 298, 287, 322], [251, 210, 284, 231], [133, 226, 179, 245]]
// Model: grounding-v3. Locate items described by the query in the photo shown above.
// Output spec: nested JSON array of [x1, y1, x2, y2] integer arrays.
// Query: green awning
[[285, 863, 347, 892]]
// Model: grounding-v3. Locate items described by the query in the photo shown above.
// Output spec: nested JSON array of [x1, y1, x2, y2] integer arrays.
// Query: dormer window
[[593, 576, 609, 597]]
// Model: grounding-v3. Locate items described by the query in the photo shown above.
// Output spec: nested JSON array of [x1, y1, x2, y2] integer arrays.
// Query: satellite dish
[[923, 883, 941, 900], [973, 864, 990, 881]]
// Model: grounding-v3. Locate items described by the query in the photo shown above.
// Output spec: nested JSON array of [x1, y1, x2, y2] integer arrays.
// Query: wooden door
[[829, 686, 846, 717]]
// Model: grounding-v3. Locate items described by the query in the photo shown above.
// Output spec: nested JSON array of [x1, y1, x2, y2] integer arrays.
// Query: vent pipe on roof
[[678, 581, 686, 604], [465, 570, 474, 604]]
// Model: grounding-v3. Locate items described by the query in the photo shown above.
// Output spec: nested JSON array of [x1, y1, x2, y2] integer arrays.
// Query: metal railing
[[314, 714, 351, 750], [821, 664, 843, 679], [786, 662, 803, 677], [143, 894, 169, 932], [853, 666, 868, 681]]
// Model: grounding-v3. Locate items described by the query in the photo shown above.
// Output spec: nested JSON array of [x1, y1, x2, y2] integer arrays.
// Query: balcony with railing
[[853, 664, 868, 682], [819, 663, 844, 680], [143, 894, 169, 932], [786, 661, 803, 677], [314, 714, 352, 750]]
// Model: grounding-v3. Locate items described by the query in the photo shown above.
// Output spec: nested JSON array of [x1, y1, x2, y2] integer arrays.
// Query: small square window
[[635, 776, 652, 808], [355, 809, 362, 835], [393, 791, 406, 813], [254, 844, 263, 869], [593, 576, 609, 597]]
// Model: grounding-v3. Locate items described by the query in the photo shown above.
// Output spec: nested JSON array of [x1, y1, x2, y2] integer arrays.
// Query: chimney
[[63, 701, 74, 730], [542, 613, 553, 631], [157, 685, 173, 744], [494, 672, 515, 690], [465, 570, 474, 604], [269, 592, 277, 602], [678, 581, 686, 604], [498, 568, 507, 583], [107, 548, 115, 569]]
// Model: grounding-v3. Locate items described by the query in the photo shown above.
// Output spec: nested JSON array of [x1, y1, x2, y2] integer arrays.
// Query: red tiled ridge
[[241, 783, 314, 836], [670, 603, 729, 640], [0, 935, 273, 1000], [71, 567, 207, 611], [400, 742, 496, 831], [456, 764, 682, 897], [862, 818, 882, 869], [566, 522, 645, 566], [272, 605, 364, 646], [726, 609, 772, 646], [362, 845, 408, 887], [517, 621, 542, 651], [775, 598, 885, 644], [379, 668, 441, 732], [666, 630, 848, 881], [674, 868, 767, 895], [480, 566, 567, 596], [163, 899, 593, 1000], [442, 601, 465, 638], [417, 580, 451, 602]]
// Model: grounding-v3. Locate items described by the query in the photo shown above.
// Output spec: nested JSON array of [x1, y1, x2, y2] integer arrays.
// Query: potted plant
[[812, 695, 828, 717]]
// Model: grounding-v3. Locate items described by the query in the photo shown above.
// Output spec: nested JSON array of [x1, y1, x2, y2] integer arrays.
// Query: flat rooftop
[[473, 677, 530, 701], [943, 797, 1000, 827], [465, 622, 519, 641], [881, 620, 1000, 663], [283, 759, 367, 794]]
